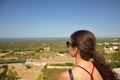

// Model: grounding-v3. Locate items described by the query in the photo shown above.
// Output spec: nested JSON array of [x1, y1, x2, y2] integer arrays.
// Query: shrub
[[0, 65, 19, 80], [49, 62, 74, 66], [25, 64, 32, 69]]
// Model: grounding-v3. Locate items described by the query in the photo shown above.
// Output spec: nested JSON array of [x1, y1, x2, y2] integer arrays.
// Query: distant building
[[44, 47, 50, 51], [111, 42, 119, 45], [97, 43, 102, 46], [103, 42, 109, 45], [112, 46, 118, 50]]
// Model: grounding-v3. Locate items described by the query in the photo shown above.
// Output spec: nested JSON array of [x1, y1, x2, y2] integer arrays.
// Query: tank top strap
[[91, 65, 94, 75], [91, 65, 94, 80], [75, 65, 94, 80], [68, 69, 74, 80]]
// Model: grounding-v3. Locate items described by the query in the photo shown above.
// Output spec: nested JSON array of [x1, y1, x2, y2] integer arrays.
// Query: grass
[[49, 62, 74, 66], [42, 68, 68, 80]]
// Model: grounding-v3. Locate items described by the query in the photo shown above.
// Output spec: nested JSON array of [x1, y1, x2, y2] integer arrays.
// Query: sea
[[0, 37, 69, 40]]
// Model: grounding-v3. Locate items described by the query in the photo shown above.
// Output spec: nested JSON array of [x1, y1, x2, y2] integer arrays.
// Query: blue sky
[[0, 0, 120, 38]]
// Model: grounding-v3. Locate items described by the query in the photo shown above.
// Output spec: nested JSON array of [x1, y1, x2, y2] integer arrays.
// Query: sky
[[0, 0, 120, 38]]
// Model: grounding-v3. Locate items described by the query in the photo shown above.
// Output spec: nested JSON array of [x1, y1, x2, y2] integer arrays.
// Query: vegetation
[[0, 65, 19, 80], [42, 68, 67, 80], [0, 39, 120, 67], [38, 64, 68, 80], [0, 40, 68, 53], [96, 38, 120, 68], [49, 62, 74, 66], [0, 56, 26, 64], [109, 52, 120, 68], [25, 64, 32, 69], [0, 40, 69, 60], [0, 38, 120, 80]]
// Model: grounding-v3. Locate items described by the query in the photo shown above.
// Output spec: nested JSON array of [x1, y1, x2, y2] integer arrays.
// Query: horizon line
[[0, 37, 120, 39]]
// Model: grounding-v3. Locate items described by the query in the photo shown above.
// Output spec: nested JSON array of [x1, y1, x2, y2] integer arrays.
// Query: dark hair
[[71, 30, 118, 80]]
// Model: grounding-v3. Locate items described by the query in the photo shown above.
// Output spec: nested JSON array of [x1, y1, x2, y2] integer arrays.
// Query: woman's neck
[[75, 52, 92, 67]]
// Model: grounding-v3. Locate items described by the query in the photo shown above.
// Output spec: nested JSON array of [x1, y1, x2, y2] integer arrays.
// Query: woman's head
[[68, 30, 96, 60]]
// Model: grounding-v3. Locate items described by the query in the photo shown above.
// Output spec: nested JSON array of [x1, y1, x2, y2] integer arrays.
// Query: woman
[[59, 30, 118, 80]]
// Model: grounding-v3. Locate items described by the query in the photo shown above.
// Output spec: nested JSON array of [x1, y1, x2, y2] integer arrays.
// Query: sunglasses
[[66, 41, 72, 48]]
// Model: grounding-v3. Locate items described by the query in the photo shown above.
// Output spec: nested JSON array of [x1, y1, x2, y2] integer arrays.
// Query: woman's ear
[[73, 47, 79, 56]]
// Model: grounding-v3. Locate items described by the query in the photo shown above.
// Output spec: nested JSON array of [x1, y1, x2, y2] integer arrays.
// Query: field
[[42, 68, 67, 80], [0, 38, 120, 80]]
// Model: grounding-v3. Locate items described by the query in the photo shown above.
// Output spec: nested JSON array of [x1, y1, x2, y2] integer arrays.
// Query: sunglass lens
[[66, 41, 70, 48]]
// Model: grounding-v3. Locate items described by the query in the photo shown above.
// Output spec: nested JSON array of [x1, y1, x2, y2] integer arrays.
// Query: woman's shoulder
[[59, 70, 70, 80], [58, 67, 86, 80]]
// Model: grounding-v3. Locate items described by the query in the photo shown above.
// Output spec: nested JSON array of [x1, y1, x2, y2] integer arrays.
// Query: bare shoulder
[[59, 70, 69, 80]]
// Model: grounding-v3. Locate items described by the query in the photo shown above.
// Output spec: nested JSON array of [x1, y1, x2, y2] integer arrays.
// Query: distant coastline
[[0, 37, 120, 41], [0, 37, 69, 40]]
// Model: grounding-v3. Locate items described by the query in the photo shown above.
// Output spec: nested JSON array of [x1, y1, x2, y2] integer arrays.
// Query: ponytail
[[92, 51, 118, 80]]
